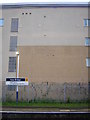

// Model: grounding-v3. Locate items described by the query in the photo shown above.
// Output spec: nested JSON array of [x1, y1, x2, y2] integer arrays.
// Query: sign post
[[6, 51, 28, 103], [6, 78, 28, 102]]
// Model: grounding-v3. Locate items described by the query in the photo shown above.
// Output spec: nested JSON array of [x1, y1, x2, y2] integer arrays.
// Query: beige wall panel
[[17, 7, 88, 46], [18, 46, 88, 83], [2, 9, 19, 81], [0, 8, 2, 111], [88, 68, 90, 82], [1, 7, 88, 45], [0, 9, 2, 81], [88, 47, 90, 57]]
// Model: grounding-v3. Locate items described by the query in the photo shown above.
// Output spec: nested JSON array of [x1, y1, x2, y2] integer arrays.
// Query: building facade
[[0, 3, 89, 101]]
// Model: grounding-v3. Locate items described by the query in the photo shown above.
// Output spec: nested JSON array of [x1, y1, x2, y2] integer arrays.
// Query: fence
[[2, 82, 89, 102]]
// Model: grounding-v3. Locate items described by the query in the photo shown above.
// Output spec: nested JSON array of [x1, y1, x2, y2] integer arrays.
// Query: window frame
[[0, 18, 4, 27], [85, 37, 90, 46], [9, 36, 17, 51], [8, 85, 16, 91], [86, 58, 90, 67], [84, 19, 90, 27], [11, 18, 19, 32], [8, 57, 16, 72]]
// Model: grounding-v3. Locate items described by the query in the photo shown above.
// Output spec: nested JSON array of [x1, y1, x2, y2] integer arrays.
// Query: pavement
[[1, 108, 90, 120], [2, 107, 90, 112]]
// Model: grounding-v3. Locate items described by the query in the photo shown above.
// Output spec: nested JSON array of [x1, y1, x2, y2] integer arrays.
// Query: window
[[86, 58, 90, 67], [8, 86, 16, 91], [11, 18, 18, 32], [84, 19, 90, 26], [0, 19, 4, 27], [85, 37, 90, 46], [8, 57, 16, 72], [10, 36, 17, 51]]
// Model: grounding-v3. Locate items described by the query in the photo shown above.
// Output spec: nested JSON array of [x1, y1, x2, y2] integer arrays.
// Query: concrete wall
[[1, 7, 88, 82], [0, 9, 2, 82], [18, 7, 88, 46], [2, 82, 88, 102], [1, 6, 89, 101], [18, 46, 88, 83], [0, 7, 2, 113]]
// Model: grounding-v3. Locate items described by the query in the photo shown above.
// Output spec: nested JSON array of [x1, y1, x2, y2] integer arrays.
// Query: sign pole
[[16, 85, 18, 103], [16, 52, 19, 103]]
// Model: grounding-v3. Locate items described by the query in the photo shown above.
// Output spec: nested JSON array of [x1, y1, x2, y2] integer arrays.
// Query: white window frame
[[10, 36, 17, 51], [85, 37, 90, 46], [84, 19, 90, 27], [0, 18, 4, 27], [86, 58, 90, 67], [11, 18, 18, 32], [8, 57, 16, 72]]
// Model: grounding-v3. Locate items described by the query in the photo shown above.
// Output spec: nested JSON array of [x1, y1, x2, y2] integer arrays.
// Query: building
[[0, 2, 89, 101]]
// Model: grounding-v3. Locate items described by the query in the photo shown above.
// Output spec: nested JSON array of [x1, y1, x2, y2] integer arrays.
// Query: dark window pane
[[11, 18, 18, 32], [8, 57, 16, 72], [10, 36, 17, 51], [88, 20, 90, 26], [8, 85, 16, 91]]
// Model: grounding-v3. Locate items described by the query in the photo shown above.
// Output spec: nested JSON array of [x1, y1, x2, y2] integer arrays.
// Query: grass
[[1, 101, 90, 109]]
